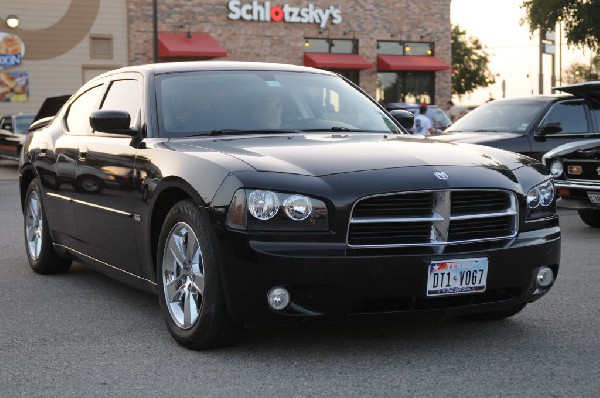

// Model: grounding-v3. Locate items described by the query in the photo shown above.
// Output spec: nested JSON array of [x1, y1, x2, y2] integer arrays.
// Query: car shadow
[[49, 262, 549, 357]]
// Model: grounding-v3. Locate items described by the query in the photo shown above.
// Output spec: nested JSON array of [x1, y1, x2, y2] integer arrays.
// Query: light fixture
[[304, 39, 310, 48], [6, 14, 19, 29], [426, 49, 432, 55], [404, 45, 411, 53]]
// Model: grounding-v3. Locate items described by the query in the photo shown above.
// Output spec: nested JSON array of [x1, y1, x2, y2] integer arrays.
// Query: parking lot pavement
[[0, 160, 18, 180]]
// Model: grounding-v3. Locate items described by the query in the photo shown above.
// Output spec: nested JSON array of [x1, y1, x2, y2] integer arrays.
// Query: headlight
[[549, 160, 563, 178], [526, 179, 556, 221], [227, 189, 329, 231]]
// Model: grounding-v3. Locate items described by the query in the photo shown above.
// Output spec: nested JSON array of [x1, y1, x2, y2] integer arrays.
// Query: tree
[[522, 0, 600, 50], [451, 25, 496, 98], [563, 55, 600, 83]]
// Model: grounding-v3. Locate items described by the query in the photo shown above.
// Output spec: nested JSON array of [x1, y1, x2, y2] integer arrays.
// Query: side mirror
[[537, 121, 562, 136], [389, 109, 415, 130], [90, 110, 137, 136]]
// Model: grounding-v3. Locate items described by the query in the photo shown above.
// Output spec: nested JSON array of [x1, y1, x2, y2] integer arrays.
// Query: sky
[[450, 0, 590, 105]]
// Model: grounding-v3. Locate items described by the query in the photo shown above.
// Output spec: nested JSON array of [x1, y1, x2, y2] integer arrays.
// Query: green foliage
[[451, 25, 496, 97], [564, 55, 600, 83], [522, 0, 600, 50]]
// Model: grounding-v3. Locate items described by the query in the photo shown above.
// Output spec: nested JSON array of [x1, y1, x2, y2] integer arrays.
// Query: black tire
[[462, 303, 526, 321], [24, 179, 72, 274], [157, 199, 242, 350], [578, 209, 600, 228]]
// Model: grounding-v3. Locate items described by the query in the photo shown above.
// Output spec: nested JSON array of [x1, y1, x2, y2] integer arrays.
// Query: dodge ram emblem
[[434, 172, 449, 180]]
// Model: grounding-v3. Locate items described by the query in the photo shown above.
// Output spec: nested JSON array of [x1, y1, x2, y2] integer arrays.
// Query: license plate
[[587, 191, 600, 205], [427, 257, 488, 297]]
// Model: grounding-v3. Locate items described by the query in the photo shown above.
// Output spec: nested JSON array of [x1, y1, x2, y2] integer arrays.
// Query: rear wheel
[[157, 199, 242, 350], [463, 303, 526, 321], [578, 209, 600, 228], [24, 179, 72, 274]]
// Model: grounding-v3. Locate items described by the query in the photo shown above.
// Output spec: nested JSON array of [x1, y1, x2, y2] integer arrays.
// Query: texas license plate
[[587, 192, 600, 205], [427, 257, 488, 297]]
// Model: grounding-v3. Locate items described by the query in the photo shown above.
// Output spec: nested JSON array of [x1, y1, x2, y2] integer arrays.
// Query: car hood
[[433, 130, 525, 144], [167, 133, 530, 176], [554, 81, 600, 101], [543, 138, 600, 164]]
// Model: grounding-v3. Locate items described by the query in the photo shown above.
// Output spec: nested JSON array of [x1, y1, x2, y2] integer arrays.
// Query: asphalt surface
[[1, 159, 599, 397]]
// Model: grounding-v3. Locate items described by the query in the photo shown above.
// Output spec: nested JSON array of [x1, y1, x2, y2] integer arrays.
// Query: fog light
[[267, 287, 290, 310], [535, 267, 554, 288]]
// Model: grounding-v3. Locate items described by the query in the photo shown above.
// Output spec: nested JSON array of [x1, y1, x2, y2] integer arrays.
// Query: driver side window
[[541, 100, 589, 135]]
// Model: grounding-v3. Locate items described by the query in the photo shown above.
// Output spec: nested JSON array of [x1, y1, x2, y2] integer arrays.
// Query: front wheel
[[24, 179, 72, 274], [157, 199, 242, 350], [578, 209, 600, 228]]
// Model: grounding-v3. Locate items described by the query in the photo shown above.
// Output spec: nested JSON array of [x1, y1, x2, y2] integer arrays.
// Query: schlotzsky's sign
[[227, 1, 342, 29]]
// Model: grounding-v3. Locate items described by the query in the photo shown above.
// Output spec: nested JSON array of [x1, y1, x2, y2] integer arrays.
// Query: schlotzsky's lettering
[[227, 1, 342, 29]]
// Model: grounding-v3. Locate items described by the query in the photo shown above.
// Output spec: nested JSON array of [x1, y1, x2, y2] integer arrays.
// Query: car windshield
[[445, 101, 547, 133], [14, 115, 35, 134], [156, 70, 401, 137]]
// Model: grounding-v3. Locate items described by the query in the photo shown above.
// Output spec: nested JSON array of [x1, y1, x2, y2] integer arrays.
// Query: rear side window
[[65, 85, 104, 134], [541, 100, 589, 134]]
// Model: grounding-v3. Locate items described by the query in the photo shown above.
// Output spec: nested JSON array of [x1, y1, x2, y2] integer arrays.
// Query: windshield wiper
[[185, 129, 303, 137], [300, 126, 361, 132]]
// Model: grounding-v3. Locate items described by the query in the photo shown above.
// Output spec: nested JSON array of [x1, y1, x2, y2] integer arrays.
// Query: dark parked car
[[20, 61, 560, 350], [383, 102, 452, 131], [436, 82, 600, 160], [0, 112, 35, 160], [543, 138, 600, 227]]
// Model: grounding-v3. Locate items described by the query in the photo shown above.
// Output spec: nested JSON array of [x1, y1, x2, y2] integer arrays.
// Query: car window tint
[[65, 85, 104, 134], [156, 71, 401, 137], [541, 100, 588, 134], [446, 101, 546, 133], [101, 79, 142, 128]]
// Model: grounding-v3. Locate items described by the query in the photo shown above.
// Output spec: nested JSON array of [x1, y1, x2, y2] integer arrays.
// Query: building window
[[90, 35, 113, 59], [377, 41, 433, 56], [376, 72, 434, 104], [376, 40, 436, 104], [304, 38, 358, 54], [303, 38, 363, 85]]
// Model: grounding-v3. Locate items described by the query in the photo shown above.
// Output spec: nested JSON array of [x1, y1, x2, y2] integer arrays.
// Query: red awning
[[304, 53, 373, 70], [377, 55, 450, 71], [157, 32, 227, 58]]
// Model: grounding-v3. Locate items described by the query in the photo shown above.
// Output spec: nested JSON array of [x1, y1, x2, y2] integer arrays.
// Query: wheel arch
[[149, 177, 207, 281], [19, 165, 37, 214]]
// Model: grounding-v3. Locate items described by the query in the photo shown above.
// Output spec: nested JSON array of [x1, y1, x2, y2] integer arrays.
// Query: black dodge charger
[[19, 62, 560, 350]]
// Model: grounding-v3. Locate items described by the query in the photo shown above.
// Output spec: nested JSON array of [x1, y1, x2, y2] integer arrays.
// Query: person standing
[[414, 104, 434, 136], [445, 100, 466, 122]]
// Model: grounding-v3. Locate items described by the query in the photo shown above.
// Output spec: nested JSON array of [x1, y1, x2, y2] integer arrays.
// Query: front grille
[[348, 190, 517, 248], [564, 160, 600, 182]]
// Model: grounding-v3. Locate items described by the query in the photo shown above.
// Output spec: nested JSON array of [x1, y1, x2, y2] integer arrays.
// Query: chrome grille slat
[[348, 190, 518, 248]]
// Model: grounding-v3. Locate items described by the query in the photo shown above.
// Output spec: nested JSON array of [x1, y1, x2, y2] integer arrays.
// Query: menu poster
[[0, 32, 24, 68], [0, 71, 29, 102]]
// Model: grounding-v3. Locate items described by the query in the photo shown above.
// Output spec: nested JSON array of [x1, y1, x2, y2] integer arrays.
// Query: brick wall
[[127, 0, 452, 104]]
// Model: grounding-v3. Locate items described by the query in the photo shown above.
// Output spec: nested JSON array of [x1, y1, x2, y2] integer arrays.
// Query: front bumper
[[555, 181, 600, 210], [216, 222, 561, 327]]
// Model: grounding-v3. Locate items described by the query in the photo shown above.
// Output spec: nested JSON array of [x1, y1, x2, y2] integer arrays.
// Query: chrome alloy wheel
[[25, 190, 43, 261], [162, 222, 204, 329]]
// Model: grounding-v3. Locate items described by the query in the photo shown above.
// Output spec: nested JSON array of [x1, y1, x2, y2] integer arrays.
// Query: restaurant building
[[1, 0, 451, 115]]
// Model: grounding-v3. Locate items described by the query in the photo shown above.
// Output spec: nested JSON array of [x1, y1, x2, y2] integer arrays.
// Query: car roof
[[91, 61, 336, 78], [485, 95, 570, 104]]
